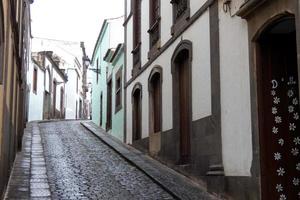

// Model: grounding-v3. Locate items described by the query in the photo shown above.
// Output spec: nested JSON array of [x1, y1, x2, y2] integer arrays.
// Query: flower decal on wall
[[291, 148, 299, 156], [279, 194, 287, 200], [274, 152, 282, 161], [288, 106, 295, 113], [272, 107, 278, 115], [293, 178, 300, 186], [297, 163, 300, 171], [293, 98, 299, 105], [288, 90, 294, 97], [275, 116, 282, 124], [276, 184, 283, 192], [288, 76, 296, 85], [294, 113, 299, 121], [294, 137, 300, 145], [274, 97, 281, 104], [272, 127, 279, 134], [271, 90, 276, 96], [289, 123, 296, 131], [278, 139, 284, 146], [277, 167, 285, 176]]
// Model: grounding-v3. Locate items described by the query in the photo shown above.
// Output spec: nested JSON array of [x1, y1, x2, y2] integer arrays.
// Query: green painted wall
[[91, 22, 109, 129], [91, 21, 124, 141], [109, 50, 124, 141]]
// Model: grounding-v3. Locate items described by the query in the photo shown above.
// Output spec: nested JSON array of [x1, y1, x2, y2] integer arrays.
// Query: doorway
[[132, 85, 142, 141], [53, 80, 57, 118], [106, 80, 112, 130], [257, 17, 300, 199], [172, 42, 192, 165]]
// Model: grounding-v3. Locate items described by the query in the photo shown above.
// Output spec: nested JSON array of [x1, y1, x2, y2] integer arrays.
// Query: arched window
[[132, 83, 142, 141], [148, 66, 162, 134], [171, 40, 192, 164]]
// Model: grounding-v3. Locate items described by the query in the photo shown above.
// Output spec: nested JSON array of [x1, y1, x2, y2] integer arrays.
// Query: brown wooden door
[[106, 80, 112, 130], [53, 81, 57, 118], [178, 54, 190, 164], [133, 90, 141, 141], [259, 27, 300, 199], [152, 74, 161, 133]]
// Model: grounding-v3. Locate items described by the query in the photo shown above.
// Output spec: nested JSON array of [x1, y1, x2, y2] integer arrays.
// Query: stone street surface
[[5, 121, 175, 200]]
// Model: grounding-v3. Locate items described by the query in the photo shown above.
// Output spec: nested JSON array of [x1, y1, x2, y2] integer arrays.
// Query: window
[[132, 0, 141, 73], [148, 0, 160, 52], [170, 0, 190, 35], [115, 68, 122, 112], [33, 68, 38, 94]]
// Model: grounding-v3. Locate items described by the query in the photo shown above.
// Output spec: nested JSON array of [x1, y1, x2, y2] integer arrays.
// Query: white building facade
[[124, 0, 300, 199], [27, 51, 67, 121]]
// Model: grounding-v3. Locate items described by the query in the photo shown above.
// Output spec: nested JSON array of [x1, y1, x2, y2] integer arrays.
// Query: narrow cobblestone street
[[40, 121, 174, 199], [5, 121, 176, 200]]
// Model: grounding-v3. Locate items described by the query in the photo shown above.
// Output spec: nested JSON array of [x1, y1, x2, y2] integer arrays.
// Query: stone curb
[[81, 121, 219, 200]]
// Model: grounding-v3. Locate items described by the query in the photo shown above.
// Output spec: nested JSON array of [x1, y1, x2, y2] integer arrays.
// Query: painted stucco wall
[[91, 19, 124, 129], [65, 69, 79, 119], [27, 61, 45, 121], [91, 23, 110, 128], [125, 9, 211, 143], [218, 0, 253, 176]]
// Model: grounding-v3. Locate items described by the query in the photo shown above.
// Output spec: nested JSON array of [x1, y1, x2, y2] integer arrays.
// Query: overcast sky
[[31, 0, 124, 57]]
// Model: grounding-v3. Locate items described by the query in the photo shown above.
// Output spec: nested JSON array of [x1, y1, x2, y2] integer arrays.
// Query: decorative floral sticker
[[272, 127, 279, 134], [278, 139, 284, 146], [276, 184, 283, 192], [275, 116, 282, 124], [288, 90, 294, 97], [277, 167, 285, 176], [291, 148, 299, 156], [288, 105, 295, 113], [289, 123, 296, 131], [272, 107, 278, 115], [279, 194, 287, 200], [297, 163, 300, 171], [293, 98, 299, 105], [274, 152, 282, 161], [294, 137, 300, 145], [293, 178, 300, 186], [271, 90, 276, 96], [288, 76, 296, 85], [294, 113, 299, 121], [274, 97, 280, 104]]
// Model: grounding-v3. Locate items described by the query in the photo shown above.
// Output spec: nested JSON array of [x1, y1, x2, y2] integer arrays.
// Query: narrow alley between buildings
[[4, 121, 215, 200]]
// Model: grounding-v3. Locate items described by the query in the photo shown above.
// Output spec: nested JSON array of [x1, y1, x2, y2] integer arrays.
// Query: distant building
[[29, 51, 67, 120], [90, 17, 124, 140]]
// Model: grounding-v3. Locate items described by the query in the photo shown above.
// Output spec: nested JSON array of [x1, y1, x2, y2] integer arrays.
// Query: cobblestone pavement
[[39, 121, 174, 200]]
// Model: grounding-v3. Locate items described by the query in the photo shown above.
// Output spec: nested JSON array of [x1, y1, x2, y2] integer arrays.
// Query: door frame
[[241, 0, 300, 197], [171, 40, 192, 164], [132, 82, 142, 142]]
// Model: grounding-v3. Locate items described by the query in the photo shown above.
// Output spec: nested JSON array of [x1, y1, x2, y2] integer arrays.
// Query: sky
[[31, 0, 124, 57]]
